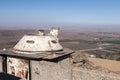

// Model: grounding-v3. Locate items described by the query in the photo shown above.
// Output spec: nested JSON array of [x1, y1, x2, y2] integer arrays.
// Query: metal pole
[[28, 60, 31, 80], [2, 56, 7, 73]]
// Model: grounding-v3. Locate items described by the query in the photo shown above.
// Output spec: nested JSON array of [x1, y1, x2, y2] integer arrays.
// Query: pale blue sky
[[0, 0, 120, 29]]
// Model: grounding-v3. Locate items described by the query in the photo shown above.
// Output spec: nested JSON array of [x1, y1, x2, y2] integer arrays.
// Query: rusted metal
[[0, 48, 73, 60], [28, 60, 31, 80], [7, 57, 29, 80], [0, 48, 74, 80], [2, 56, 7, 72]]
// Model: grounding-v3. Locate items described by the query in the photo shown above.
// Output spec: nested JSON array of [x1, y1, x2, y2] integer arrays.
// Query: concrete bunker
[[0, 28, 74, 80]]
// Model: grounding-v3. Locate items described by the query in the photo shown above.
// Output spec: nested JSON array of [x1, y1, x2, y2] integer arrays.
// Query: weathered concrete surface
[[5, 50, 119, 80], [0, 50, 120, 80], [0, 56, 2, 72], [7, 57, 29, 80], [31, 58, 71, 80], [72, 68, 120, 80], [13, 33, 63, 52]]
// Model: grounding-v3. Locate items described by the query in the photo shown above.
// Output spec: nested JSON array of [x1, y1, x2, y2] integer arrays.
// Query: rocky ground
[[71, 51, 120, 74], [71, 50, 120, 80]]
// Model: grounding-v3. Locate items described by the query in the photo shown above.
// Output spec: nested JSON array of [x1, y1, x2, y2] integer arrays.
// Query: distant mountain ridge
[[0, 24, 120, 32]]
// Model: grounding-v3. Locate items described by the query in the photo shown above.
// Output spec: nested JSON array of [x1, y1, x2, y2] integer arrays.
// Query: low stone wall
[[30, 58, 120, 80], [31, 58, 71, 80], [72, 68, 120, 80]]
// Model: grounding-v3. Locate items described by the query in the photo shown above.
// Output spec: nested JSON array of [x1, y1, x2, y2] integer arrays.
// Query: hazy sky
[[0, 0, 120, 29]]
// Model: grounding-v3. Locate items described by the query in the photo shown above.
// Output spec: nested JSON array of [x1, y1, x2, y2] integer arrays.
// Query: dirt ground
[[88, 57, 120, 72]]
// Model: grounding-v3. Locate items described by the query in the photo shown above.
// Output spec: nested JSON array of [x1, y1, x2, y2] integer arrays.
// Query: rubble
[[71, 51, 96, 69], [71, 50, 120, 74]]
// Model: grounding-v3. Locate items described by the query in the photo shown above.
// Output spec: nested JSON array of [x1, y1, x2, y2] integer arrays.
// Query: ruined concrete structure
[[0, 27, 120, 80], [0, 28, 73, 80]]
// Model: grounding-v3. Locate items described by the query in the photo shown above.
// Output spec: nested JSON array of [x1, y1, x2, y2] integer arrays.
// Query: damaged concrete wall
[[30, 59, 120, 80], [0, 56, 2, 72], [31, 58, 71, 80], [7, 57, 29, 80]]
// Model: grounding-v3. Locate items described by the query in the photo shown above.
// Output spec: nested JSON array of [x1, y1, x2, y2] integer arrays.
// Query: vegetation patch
[[85, 50, 120, 61]]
